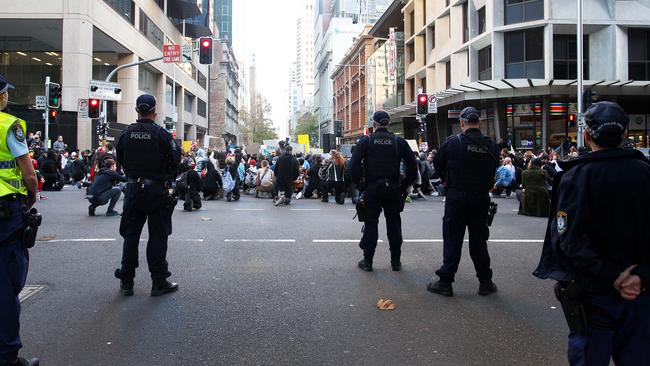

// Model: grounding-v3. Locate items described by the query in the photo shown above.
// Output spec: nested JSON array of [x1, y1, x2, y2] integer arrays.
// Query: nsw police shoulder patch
[[556, 211, 568, 235], [11, 120, 25, 142]]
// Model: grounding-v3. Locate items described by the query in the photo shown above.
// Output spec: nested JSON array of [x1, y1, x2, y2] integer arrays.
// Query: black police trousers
[[119, 183, 171, 280], [359, 180, 403, 259], [435, 190, 493, 283]]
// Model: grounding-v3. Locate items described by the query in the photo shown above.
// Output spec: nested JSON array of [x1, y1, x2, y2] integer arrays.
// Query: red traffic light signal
[[88, 98, 101, 119], [568, 113, 576, 128], [417, 93, 428, 115], [199, 37, 213, 65], [49, 109, 58, 120]]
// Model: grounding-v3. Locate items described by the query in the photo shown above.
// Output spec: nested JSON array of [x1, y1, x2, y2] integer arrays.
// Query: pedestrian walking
[[348, 111, 417, 272], [114, 94, 181, 297], [0, 74, 40, 366], [427, 106, 499, 297], [534, 101, 650, 366]]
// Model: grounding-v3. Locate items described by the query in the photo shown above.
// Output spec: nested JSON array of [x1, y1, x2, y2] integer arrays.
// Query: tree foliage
[[294, 112, 319, 146], [241, 94, 278, 144]]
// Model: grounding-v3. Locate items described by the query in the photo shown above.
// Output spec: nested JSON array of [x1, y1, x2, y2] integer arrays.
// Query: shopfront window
[[506, 103, 543, 150], [546, 102, 577, 149], [627, 114, 648, 148], [479, 108, 496, 141]]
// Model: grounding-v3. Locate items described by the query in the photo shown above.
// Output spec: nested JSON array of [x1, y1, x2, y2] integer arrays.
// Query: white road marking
[[234, 208, 265, 211], [19, 285, 45, 302], [290, 208, 321, 211], [489, 239, 543, 243], [313, 239, 384, 243], [403, 239, 444, 243], [224, 239, 296, 243], [39, 238, 116, 243]]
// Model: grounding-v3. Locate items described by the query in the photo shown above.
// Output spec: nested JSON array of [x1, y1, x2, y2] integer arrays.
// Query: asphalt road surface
[[19, 187, 567, 365]]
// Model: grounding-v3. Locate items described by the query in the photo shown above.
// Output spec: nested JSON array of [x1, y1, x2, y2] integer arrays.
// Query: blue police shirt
[[7, 124, 29, 158]]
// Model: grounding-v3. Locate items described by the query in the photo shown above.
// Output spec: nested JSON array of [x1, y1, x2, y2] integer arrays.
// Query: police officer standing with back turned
[[427, 106, 499, 297], [114, 94, 181, 297], [534, 101, 650, 366], [348, 111, 417, 272], [0, 74, 39, 366]]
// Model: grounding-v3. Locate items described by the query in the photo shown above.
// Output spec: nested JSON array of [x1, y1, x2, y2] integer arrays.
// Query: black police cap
[[584, 101, 628, 140], [0, 74, 15, 94], [459, 107, 480, 123], [373, 111, 390, 125], [136, 94, 157, 114]]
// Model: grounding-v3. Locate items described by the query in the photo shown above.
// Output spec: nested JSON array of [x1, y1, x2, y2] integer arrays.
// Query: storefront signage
[[550, 103, 567, 116], [448, 109, 461, 119], [506, 103, 541, 117]]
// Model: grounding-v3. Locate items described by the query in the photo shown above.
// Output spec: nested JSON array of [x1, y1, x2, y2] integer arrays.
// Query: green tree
[[241, 94, 278, 144], [294, 112, 319, 146]]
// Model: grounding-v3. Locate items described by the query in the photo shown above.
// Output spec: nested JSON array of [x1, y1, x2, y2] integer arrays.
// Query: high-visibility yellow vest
[[0, 112, 28, 197]]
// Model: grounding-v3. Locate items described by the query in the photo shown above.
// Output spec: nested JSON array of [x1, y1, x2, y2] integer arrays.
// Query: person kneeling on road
[[87, 158, 126, 217]]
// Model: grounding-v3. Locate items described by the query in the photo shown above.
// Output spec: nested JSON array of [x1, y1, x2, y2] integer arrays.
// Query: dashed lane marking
[[313, 239, 384, 243], [224, 239, 296, 243], [37, 238, 116, 243], [233, 208, 265, 211], [19, 285, 46, 302], [290, 208, 321, 211]]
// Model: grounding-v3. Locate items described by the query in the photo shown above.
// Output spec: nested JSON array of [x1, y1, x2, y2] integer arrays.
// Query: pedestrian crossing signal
[[568, 113, 576, 128]]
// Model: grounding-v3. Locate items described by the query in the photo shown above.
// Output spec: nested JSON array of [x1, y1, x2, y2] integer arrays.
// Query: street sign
[[428, 95, 438, 114], [78, 99, 89, 118], [181, 44, 193, 63], [35, 96, 46, 110], [163, 44, 181, 63], [89, 80, 122, 101]]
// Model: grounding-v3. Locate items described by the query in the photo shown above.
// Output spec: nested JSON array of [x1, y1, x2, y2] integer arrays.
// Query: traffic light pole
[[99, 56, 163, 147], [576, 0, 585, 148], [44, 76, 50, 151]]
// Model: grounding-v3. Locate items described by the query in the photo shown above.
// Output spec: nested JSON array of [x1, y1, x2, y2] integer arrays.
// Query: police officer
[[534, 101, 650, 365], [0, 75, 39, 366], [114, 94, 181, 297], [428, 106, 499, 297], [348, 111, 417, 272]]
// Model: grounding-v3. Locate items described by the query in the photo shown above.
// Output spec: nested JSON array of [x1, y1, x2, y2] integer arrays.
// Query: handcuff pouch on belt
[[354, 193, 366, 222], [22, 207, 42, 249], [487, 202, 498, 227], [554, 281, 589, 334]]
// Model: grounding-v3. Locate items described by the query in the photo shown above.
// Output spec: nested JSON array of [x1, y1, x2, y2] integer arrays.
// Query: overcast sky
[[233, 0, 300, 138]]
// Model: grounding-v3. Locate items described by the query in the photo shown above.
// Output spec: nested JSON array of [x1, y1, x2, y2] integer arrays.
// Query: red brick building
[[331, 26, 375, 144]]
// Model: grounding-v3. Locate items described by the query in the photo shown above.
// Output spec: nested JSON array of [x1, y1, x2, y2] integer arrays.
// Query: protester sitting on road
[[492, 157, 516, 197], [256, 160, 275, 198], [174, 158, 202, 211], [41, 150, 63, 191], [243, 159, 258, 194], [201, 160, 222, 200], [302, 154, 322, 199], [321, 150, 346, 204], [517, 158, 551, 217], [87, 159, 126, 216], [224, 156, 240, 201]]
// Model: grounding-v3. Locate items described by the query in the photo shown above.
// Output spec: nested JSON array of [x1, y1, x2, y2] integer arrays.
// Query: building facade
[[209, 38, 240, 149], [399, 0, 650, 150], [0, 0, 213, 150], [214, 0, 232, 45], [332, 25, 374, 143]]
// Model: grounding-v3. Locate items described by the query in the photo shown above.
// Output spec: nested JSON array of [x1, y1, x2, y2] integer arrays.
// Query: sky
[[232, 0, 300, 138]]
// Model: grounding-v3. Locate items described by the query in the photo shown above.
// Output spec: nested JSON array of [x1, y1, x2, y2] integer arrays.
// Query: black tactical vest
[[445, 130, 498, 192], [366, 129, 401, 181], [121, 120, 165, 180]]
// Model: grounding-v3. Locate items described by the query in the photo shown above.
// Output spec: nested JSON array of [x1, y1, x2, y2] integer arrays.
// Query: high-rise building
[[248, 53, 257, 112], [214, 0, 233, 45], [288, 0, 316, 138]]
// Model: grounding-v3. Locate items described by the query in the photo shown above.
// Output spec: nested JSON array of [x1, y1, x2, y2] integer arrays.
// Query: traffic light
[[417, 94, 428, 115], [46, 82, 61, 109], [568, 113, 576, 128], [199, 37, 213, 65], [48, 109, 58, 121], [334, 120, 343, 137], [583, 88, 597, 110], [88, 98, 101, 119]]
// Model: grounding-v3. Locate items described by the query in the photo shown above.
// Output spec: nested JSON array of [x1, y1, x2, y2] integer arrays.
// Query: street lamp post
[[576, 0, 585, 148]]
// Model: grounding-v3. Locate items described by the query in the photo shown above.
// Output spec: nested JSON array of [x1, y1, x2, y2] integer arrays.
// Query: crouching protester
[[0, 73, 40, 366], [534, 101, 650, 366], [87, 159, 126, 216]]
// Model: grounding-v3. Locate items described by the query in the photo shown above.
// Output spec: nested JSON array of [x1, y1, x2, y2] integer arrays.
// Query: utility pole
[[576, 0, 585, 148], [44, 76, 50, 151]]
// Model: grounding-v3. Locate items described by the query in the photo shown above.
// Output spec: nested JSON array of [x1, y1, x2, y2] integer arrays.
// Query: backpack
[[174, 171, 189, 194], [222, 168, 236, 194], [259, 168, 274, 190]]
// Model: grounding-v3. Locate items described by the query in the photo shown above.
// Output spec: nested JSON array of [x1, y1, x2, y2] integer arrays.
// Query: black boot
[[114, 269, 134, 296], [427, 280, 453, 297], [391, 257, 402, 271], [88, 205, 96, 216], [478, 281, 498, 296], [4, 357, 39, 366], [357, 257, 373, 272], [151, 279, 179, 296]]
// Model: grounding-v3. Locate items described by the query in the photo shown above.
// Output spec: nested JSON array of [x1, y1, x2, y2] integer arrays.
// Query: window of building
[[427, 25, 436, 50], [138, 65, 157, 94], [628, 28, 650, 81], [420, 77, 426, 92], [197, 71, 207, 89], [446, 61, 451, 88], [478, 46, 492, 81], [409, 11, 415, 37], [462, 3, 469, 43], [154, 0, 164, 11], [446, 0, 450, 7], [505, 28, 544, 78], [139, 10, 164, 49], [165, 80, 174, 105], [407, 43, 415, 64], [103, 0, 136, 25], [197, 98, 207, 117], [553, 35, 589, 80], [478, 7, 486, 35], [184, 93, 193, 113], [448, 15, 451, 38], [421, 37, 427, 64], [505, 0, 543, 25]]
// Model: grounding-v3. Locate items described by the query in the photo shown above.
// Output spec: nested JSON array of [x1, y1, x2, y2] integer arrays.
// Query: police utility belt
[[0, 194, 42, 249], [127, 177, 165, 186]]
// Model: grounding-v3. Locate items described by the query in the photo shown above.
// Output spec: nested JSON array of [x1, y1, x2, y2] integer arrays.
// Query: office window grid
[[139, 10, 164, 49], [553, 35, 589, 80], [478, 46, 491, 81], [505, 0, 544, 25], [629, 29, 650, 81], [103, 0, 135, 25], [505, 28, 544, 78]]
